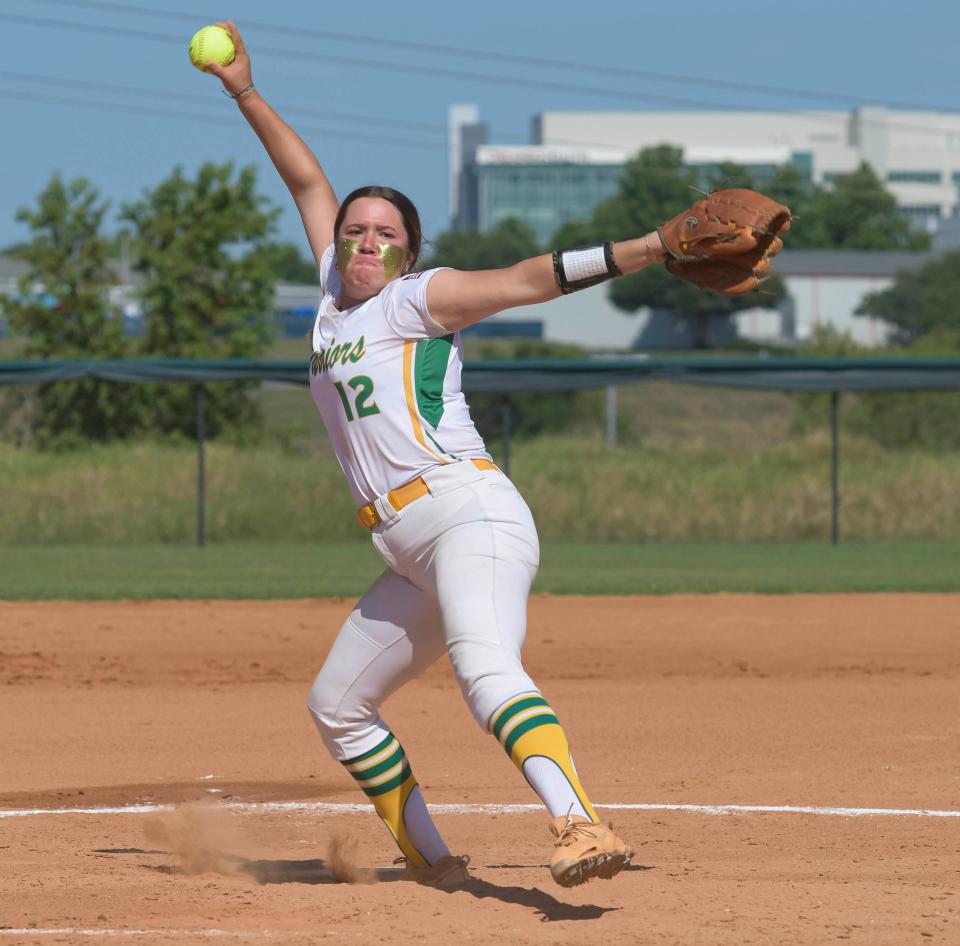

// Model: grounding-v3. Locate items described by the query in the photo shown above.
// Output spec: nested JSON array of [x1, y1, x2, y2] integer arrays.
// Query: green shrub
[[794, 327, 960, 452], [463, 338, 602, 440]]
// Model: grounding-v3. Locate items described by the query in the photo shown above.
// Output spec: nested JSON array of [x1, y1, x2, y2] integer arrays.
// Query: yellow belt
[[357, 458, 498, 530]]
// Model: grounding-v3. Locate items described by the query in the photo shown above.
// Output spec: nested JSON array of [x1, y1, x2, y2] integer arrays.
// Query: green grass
[[540, 541, 960, 594], [3, 430, 960, 544], [0, 541, 957, 599]]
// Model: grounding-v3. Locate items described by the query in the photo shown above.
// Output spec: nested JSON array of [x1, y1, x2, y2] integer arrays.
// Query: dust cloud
[[144, 802, 242, 876], [326, 830, 377, 884], [144, 802, 377, 884]]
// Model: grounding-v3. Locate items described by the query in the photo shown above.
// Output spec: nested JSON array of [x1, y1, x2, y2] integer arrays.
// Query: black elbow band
[[552, 241, 622, 294]]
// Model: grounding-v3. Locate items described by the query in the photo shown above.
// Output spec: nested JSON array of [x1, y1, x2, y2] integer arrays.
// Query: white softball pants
[[308, 460, 541, 762]]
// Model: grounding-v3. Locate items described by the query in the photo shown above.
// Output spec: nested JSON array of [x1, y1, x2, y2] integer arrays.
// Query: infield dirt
[[1, 595, 958, 944]]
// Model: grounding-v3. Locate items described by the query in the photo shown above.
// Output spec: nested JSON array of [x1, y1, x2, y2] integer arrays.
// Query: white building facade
[[452, 106, 960, 244], [444, 104, 958, 350]]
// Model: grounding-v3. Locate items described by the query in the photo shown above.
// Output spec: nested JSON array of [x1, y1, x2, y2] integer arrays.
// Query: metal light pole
[[606, 385, 618, 447], [830, 391, 840, 545], [196, 385, 206, 549]]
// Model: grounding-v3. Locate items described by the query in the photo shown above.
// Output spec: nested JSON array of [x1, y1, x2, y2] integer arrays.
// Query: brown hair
[[334, 185, 423, 265]]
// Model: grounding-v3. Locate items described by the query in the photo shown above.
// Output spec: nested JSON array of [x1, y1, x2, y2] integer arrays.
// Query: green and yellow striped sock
[[489, 693, 597, 822], [340, 732, 429, 868]]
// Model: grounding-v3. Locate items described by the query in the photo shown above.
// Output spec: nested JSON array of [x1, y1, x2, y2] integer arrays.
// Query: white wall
[[784, 275, 897, 345], [490, 283, 641, 349], [489, 274, 899, 351]]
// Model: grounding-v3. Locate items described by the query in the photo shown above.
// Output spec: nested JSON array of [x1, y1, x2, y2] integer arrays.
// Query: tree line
[[1, 163, 317, 446], [3, 149, 957, 448]]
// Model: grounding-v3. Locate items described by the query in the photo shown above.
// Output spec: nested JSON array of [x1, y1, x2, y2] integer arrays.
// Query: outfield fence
[[4, 356, 960, 546]]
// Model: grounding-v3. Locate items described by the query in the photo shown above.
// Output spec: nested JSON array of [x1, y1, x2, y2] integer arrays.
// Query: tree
[[545, 150, 929, 347], [261, 240, 319, 284], [856, 249, 960, 340], [422, 217, 540, 270], [556, 146, 786, 348], [1, 174, 145, 446], [590, 144, 699, 241], [548, 219, 602, 252], [121, 162, 280, 437], [797, 163, 930, 251], [463, 339, 599, 441], [795, 324, 960, 452], [702, 161, 760, 192], [762, 164, 814, 223]]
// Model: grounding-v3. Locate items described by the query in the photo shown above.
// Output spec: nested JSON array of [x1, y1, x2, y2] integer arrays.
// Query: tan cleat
[[549, 814, 632, 888], [397, 853, 471, 889]]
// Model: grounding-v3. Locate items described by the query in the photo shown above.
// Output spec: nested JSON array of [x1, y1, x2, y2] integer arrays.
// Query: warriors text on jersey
[[309, 244, 492, 505]]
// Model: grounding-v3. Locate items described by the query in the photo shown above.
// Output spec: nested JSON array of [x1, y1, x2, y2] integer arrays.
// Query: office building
[[451, 106, 960, 246]]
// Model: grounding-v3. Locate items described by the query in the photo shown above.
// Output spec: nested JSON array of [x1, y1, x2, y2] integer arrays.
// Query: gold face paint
[[336, 239, 406, 279]]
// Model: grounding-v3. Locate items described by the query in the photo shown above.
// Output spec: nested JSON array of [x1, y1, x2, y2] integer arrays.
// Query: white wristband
[[552, 241, 622, 294]]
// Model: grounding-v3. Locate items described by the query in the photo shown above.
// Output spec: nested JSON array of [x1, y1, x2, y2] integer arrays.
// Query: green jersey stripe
[[414, 335, 454, 429]]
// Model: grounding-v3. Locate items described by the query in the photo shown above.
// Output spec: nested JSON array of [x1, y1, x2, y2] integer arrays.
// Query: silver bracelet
[[222, 82, 255, 101]]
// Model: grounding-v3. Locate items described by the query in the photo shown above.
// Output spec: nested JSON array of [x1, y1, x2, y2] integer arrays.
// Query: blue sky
[[2, 0, 958, 256]]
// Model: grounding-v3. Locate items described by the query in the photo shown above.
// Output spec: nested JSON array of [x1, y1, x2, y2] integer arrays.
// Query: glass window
[[477, 162, 625, 245], [887, 171, 942, 184], [898, 205, 943, 234], [790, 152, 814, 182]]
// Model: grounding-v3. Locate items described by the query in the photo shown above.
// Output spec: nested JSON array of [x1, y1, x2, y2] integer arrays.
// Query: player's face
[[336, 198, 413, 300]]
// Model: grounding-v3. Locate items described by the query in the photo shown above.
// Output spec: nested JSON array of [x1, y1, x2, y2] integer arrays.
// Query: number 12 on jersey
[[333, 375, 380, 421]]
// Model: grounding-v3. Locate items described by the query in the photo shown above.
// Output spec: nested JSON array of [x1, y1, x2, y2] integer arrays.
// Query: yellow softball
[[188, 25, 236, 72]]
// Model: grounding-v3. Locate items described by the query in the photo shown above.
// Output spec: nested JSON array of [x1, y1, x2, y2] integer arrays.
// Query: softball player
[[206, 22, 667, 890]]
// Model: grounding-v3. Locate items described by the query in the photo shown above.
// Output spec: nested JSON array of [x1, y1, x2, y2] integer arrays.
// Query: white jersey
[[308, 244, 492, 506]]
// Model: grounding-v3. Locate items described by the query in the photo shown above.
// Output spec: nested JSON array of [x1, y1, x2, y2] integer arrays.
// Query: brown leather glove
[[658, 188, 792, 295]]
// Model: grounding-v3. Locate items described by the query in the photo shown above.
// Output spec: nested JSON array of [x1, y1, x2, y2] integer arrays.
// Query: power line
[[0, 69, 448, 135], [0, 84, 704, 178], [0, 9, 923, 124], [0, 66, 826, 154], [2, 83, 939, 207], [30, 0, 960, 113], [1, 70, 954, 196], [2, 10, 959, 144], [0, 86, 444, 152], [0, 66, 841, 154], [0, 11, 763, 112]]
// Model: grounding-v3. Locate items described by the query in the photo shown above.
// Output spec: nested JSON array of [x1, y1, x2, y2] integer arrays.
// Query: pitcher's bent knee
[[306, 669, 370, 759], [447, 643, 537, 729]]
